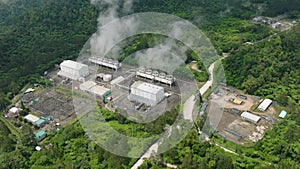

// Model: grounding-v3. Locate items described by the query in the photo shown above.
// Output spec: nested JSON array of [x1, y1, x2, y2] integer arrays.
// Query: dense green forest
[[0, 0, 98, 109], [225, 25, 300, 107], [0, 0, 299, 168]]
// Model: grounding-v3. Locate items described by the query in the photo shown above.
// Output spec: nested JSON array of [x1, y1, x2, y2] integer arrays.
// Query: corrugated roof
[[35, 130, 46, 138], [233, 98, 243, 105], [89, 85, 111, 97], [24, 114, 40, 123], [258, 99, 272, 111], [279, 110, 287, 118], [241, 112, 261, 123], [80, 81, 97, 91], [35, 119, 46, 125]]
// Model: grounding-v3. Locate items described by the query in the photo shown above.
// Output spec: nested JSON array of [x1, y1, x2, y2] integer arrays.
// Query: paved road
[[131, 60, 218, 169], [199, 62, 216, 95]]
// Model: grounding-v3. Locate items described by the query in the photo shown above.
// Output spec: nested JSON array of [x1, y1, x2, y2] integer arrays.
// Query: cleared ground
[[208, 85, 276, 144]]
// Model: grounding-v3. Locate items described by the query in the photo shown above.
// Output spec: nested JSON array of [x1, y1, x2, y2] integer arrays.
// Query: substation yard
[[22, 87, 76, 125]]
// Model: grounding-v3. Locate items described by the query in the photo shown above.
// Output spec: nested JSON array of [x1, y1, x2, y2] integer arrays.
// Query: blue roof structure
[[35, 119, 46, 127], [279, 110, 287, 119]]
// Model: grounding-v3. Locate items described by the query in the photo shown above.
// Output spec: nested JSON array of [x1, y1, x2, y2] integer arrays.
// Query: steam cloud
[[89, 0, 192, 70]]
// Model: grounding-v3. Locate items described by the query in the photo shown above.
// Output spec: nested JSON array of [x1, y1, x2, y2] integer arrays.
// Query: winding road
[[131, 59, 218, 169]]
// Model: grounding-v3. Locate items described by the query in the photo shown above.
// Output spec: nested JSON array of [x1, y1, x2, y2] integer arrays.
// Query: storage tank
[[96, 73, 105, 79], [103, 74, 113, 82]]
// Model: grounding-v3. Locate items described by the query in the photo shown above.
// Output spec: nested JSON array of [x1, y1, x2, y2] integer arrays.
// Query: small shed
[[279, 110, 287, 119], [230, 108, 241, 115], [35, 146, 42, 151], [238, 94, 247, 100], [34, 130, 46, 141], [9, 107, 21, 114], [233, 98, 243, 105], [25, 88, 35, 93]]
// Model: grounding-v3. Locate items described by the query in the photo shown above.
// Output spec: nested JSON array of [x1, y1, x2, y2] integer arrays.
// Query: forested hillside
[[225, 25, 300, 107], [0, 0, 98, 109]]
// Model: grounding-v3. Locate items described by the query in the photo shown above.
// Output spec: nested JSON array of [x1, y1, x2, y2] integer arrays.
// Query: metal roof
[[241, 112, 261, 123], [35, 130, 46, 138], [279, 110, 287, 118], [258, 99, 272, 111], [35, 119, 46, 125], [9, 107, 20, 114], [89, 85, 111, 97], [24, 114, 40, 123], [80, 81, 97, 91]]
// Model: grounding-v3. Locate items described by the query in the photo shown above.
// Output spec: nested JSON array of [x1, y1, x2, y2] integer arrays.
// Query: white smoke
[[89, 1, 194, 68], [134, 38, 188, 74], [89, 0, 136, 57]]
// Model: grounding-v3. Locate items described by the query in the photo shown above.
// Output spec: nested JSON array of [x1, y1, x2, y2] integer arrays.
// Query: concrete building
[[241, 112, 261, 123], [58, 60, 89, 80], [79, 81, 111, 98], [258, 99, 272, 111], [129, 81, 164, 106], [79, 81, 97, 91]]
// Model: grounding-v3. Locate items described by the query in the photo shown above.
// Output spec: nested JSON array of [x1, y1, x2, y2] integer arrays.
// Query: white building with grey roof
[[58, 60, 89, 80], [129, 81, 164, 106]]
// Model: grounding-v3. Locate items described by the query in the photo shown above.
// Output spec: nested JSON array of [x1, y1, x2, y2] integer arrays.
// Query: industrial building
[[89, 57, 121, 70], [241, 112, 261, 123], [79, 81, 97, 91], [79, 81, 111, 98], [24, 114, 40, 123], [89, 85, 112, 98], [128, 81, 165, 106], [258, 99, 272, 111], [58, 60, 89, 80], [136, 68, 175, 86]]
